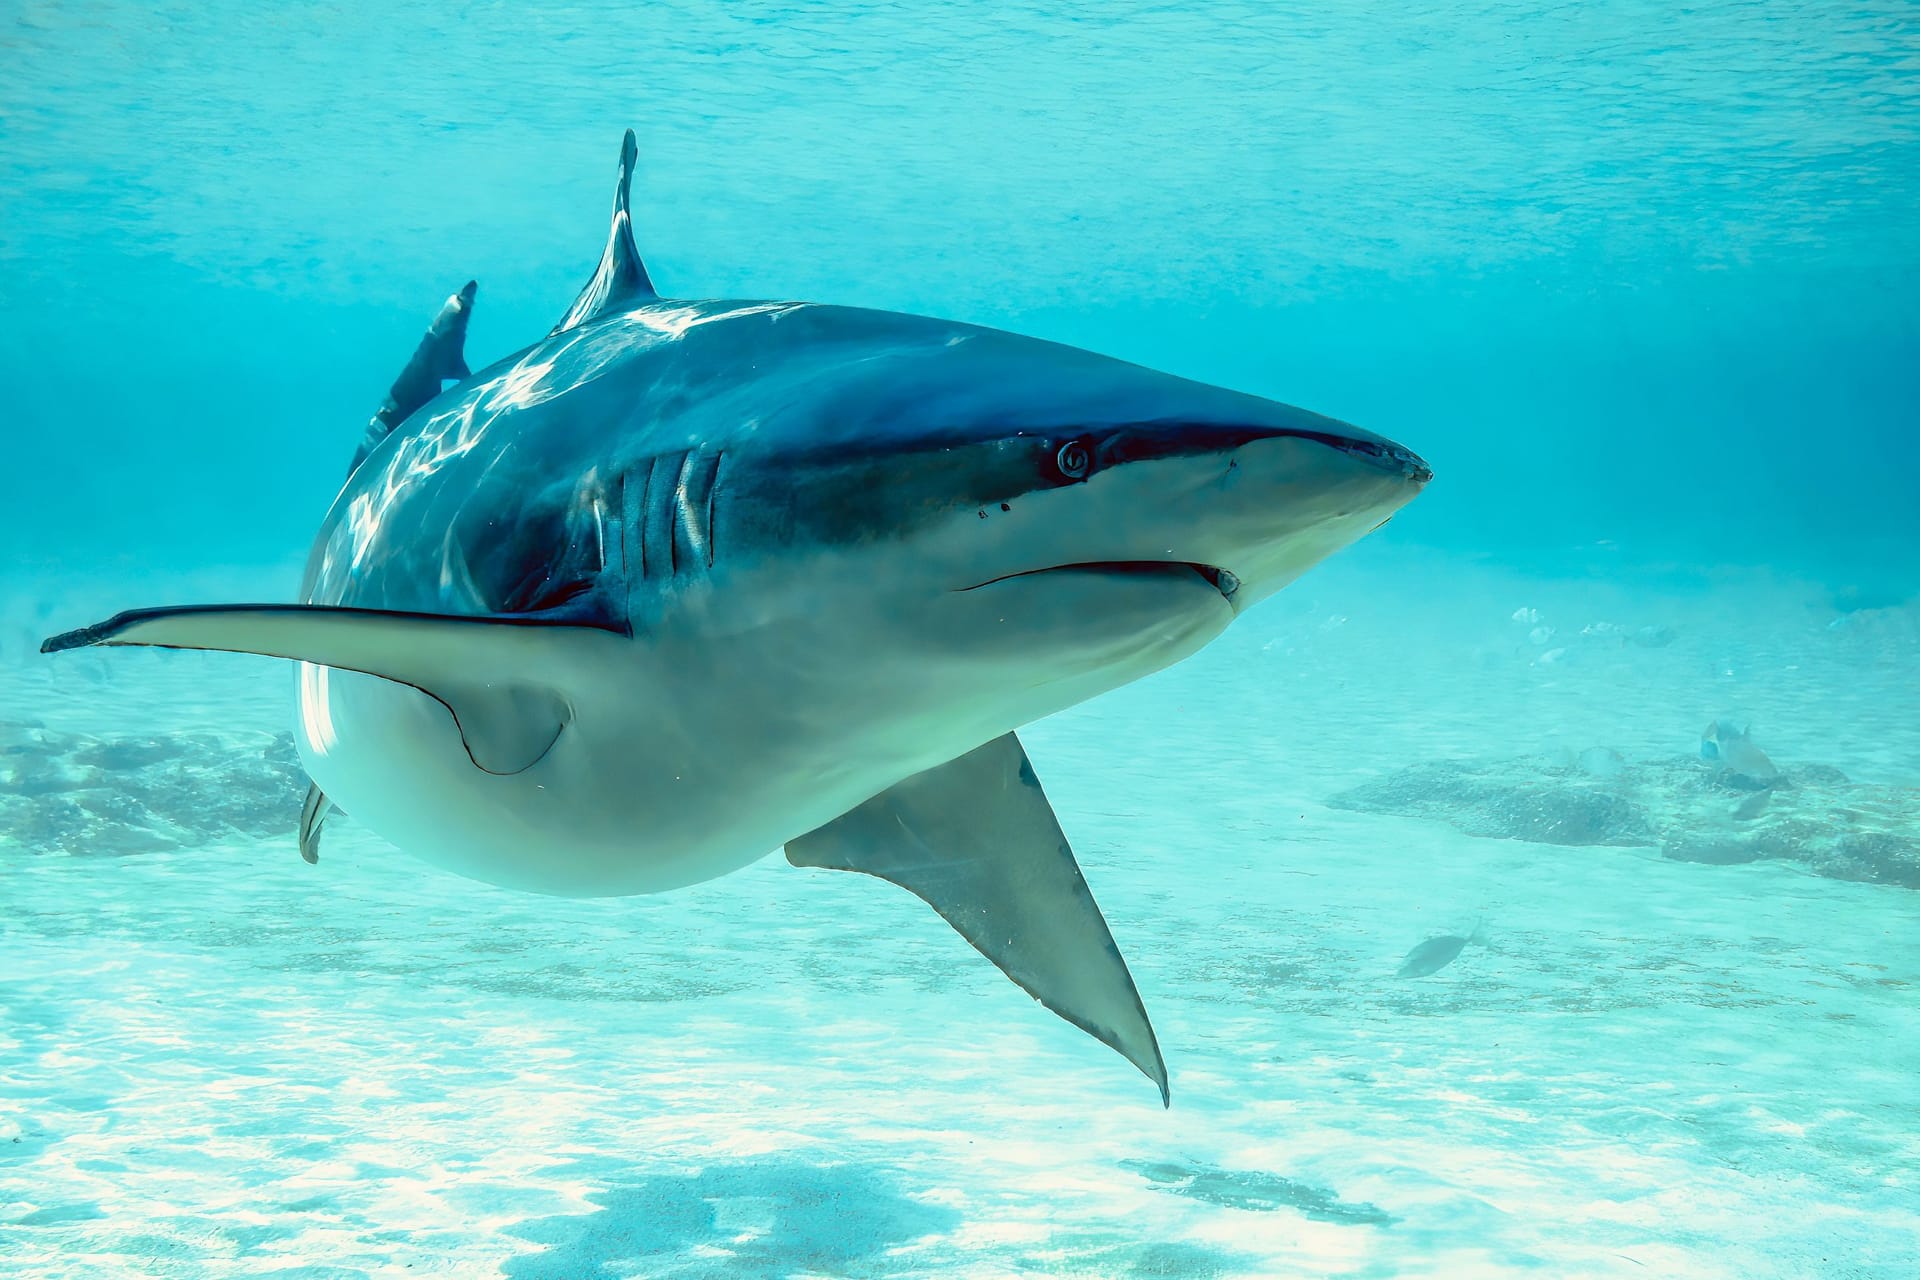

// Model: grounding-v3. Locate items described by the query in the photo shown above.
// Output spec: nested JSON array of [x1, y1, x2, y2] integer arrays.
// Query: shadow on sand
[[503, 1157, 959, 1279]]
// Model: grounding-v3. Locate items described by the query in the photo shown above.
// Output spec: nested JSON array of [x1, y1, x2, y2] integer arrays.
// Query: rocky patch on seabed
[[9, 715, 1914, 893], [0, 720, 305, 855], [1330, 754, 1920, 889]]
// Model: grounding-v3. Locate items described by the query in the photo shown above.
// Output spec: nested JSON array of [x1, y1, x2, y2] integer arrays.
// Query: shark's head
[[711, 316, 1431, 709]]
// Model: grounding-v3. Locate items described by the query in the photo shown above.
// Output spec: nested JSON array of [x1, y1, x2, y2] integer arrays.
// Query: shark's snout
[[1328, 435, 1433, 484], [1155, 423, 1429, 610], [938, 411, 1430, 621]]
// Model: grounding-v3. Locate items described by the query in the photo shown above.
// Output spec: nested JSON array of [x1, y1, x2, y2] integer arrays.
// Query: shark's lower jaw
[[961, 560, 1240, 603]]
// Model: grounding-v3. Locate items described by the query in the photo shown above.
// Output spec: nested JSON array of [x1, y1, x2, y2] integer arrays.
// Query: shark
[[44, 130, 1431, 1104]]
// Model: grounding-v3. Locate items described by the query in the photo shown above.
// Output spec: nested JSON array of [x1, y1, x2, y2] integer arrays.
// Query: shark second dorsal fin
[[352, 280, 478, 474], [550, 129, 657, 336]]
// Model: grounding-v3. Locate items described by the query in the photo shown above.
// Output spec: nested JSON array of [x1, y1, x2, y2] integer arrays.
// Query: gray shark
[[44, 130, 1431, 1104]]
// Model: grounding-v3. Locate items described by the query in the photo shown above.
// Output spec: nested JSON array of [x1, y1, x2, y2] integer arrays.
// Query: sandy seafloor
[[2, 549, 1916, 1279]]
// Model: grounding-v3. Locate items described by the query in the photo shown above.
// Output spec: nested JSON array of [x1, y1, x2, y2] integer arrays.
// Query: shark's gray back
[[303, 295, 1348, 626], [300, 299, 951, 618]]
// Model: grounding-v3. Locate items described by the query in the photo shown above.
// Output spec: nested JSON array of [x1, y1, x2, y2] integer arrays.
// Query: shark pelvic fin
[[299, 782, 337, 865], [550, 129, 657, 336], [786, 731, 1169, 1105], [43, 605, 623, 776], [353, 280, 478, 474]]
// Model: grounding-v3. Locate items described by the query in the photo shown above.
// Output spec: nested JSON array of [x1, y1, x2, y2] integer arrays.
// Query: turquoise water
[[4, 4, 1918, 1277]]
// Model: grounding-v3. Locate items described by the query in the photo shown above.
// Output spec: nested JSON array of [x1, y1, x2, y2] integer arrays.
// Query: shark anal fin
[[299, 782, 337, 864], [550, 129, 657, 336], [353, 280, 478, 474], [787, 732, 1169, 1105], [43, 605, 618, 776]]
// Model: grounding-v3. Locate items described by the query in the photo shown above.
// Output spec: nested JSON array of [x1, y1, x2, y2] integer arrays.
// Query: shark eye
[[1054, 439, 1092, 481]]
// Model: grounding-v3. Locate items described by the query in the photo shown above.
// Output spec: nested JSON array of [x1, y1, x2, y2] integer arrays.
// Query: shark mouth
[[962, 561, 1242, 603]]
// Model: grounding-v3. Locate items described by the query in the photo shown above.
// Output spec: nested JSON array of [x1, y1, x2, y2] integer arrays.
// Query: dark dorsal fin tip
[[549, 128, 658, 337], [616, 129, 638, 216], [438, 281, 478, 381]]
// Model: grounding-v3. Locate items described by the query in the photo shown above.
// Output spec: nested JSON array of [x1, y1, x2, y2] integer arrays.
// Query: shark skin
[[44, 131, 1431, 1105]]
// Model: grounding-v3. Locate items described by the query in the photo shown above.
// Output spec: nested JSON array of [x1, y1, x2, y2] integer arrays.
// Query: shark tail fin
[[1468, 918, 1490, 947], [43, 603, 623, 776]]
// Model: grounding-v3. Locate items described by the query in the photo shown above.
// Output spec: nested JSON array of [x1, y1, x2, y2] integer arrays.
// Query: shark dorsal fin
[[550, 129, 657, 336]]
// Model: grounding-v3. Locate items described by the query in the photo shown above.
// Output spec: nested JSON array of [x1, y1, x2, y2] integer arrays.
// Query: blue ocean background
[[3, 3, 1917, 1277]]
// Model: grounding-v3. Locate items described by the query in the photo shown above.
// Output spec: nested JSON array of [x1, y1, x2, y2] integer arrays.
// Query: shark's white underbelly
[[299, 661, 772, 896], [294, 658, 1035, 898], [291, 563, 1232, 898]]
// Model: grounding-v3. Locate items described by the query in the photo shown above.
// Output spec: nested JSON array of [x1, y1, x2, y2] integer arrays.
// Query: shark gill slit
[[589, 488, 607, 574], [704, 452, 721, 568], [669, 451, 692, 576], [618, 457, 645, 616], [640, 451, 677, 581], [666, 457, 680, 578], [672, 451, 722, 576]]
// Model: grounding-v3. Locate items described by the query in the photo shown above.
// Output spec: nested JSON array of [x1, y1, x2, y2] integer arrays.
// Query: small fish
[[1730, 790, 1771, 821], [1396, 922, 1489, 978], [1700, 719, 1780, 784]]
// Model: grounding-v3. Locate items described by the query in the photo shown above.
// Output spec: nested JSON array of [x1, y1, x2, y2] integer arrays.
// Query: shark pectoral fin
[[786, 732, 1169, 1106], [298, 782, 337, 865], [42, 604, 621, 776]]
